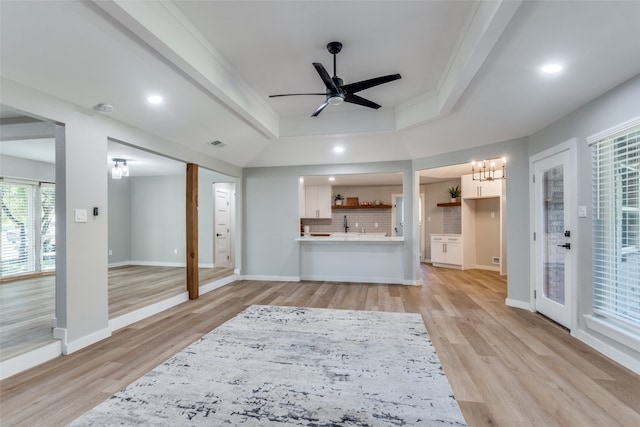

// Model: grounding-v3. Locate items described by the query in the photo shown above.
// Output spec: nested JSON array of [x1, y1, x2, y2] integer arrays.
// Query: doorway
[[531, 140, 577, 329]]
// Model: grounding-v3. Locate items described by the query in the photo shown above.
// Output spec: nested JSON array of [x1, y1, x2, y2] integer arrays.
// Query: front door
[[532, 146, 575, 328], [214, 185, 231, 268]]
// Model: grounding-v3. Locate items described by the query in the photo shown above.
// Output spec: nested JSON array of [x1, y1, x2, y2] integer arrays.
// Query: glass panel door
[[543, 165, 565, 304], [533, 148, 574, 328]]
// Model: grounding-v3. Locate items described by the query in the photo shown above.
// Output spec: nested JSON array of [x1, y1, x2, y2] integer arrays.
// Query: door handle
[[557, 243, 571, 249], [216, 233, 222, 237]]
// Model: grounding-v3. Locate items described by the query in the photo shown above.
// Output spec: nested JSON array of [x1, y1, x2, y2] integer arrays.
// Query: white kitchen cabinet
[[304, 185, 332, 218], [431, 235, 462, 268], [461, 174, 502, 199]]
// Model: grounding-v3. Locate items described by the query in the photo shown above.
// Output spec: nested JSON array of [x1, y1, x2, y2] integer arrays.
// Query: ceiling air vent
[[208, 140, 227, 148]]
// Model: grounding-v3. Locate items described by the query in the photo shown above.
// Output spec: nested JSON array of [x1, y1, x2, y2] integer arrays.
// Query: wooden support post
[[186, 163, 199, 299]]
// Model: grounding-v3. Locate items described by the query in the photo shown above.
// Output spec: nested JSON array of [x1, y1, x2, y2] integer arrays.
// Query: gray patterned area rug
[[69, 305, 466, 426]]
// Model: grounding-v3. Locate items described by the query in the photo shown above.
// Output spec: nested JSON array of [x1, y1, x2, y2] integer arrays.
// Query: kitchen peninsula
[[297, 174, 409, 284], [296, 234, 405, 284]]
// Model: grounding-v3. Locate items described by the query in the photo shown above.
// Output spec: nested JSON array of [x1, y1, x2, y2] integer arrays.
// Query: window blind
[[591, 123, 640, 327], [41, 183, 56, 272], [1, 181, 36, 277]]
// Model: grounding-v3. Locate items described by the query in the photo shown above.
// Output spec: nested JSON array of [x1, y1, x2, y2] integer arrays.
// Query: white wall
[[528, 73, 640, 370]]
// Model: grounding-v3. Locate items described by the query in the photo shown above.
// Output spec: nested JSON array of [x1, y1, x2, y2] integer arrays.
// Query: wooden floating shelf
[[436, 202, 461, 207], [332, 205, 392, 209]]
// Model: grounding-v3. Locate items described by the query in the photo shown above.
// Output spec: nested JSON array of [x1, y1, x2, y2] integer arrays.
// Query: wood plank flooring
[[0, 275, 57, 360], [1, 265, 639, 426], [0, 266, 235, 360]]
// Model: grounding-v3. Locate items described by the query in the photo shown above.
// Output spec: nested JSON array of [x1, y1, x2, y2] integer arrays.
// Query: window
[[591, 120, 640, 327], [0, 179, 55, 278]]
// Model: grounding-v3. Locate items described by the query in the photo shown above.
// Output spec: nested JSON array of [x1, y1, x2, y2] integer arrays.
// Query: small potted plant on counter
[[334, 194, 344, 206], [447, 185, 461, 202]]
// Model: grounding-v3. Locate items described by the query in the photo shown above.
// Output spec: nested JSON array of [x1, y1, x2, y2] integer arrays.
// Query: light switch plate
[[75, 209, 87, 223], [578, 205, 587, 218]]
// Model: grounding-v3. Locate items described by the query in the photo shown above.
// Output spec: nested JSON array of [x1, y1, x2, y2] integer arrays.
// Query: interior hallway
[[1, 265, 639, 426]]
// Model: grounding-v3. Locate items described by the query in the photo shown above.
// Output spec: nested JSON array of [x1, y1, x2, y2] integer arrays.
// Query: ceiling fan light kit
[[270, 41, 401, 117]]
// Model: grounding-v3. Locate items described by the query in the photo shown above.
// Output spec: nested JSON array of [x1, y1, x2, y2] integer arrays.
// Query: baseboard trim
[[128, 261, 186, 267], [475, 264, 500, 272], [63, 327, 112, 355], [575, 329, 640, 375], [200, 274, 237, 295], [109, 293, 190, 332], [300, 274, 406, 285], [0, 341, 62, 381], [239, 275, 301, 282], [505, 298, 532, 311], [108, 261, 130, 268]]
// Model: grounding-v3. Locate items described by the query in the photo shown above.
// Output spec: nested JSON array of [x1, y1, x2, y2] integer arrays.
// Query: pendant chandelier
[[471, 158, 506, 181]]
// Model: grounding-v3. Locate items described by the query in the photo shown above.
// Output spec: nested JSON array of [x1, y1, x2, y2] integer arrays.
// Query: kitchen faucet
[[343, 215, 349, 233]]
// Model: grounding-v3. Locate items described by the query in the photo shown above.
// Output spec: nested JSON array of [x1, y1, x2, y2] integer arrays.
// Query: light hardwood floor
[[1, 265, 639, 426], [0, 266, 235, 360]]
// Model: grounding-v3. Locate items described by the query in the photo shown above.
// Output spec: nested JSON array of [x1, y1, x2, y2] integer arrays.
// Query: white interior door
[[532, 147, 575, 328], [214, 186, 231, 268]]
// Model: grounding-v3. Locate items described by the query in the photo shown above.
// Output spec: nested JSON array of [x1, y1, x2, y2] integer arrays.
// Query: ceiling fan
[[269, 41, 401, 117]]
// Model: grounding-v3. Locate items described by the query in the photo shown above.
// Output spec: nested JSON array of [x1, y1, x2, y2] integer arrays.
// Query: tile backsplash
[[302, 209, 392, 235], [443, 206, 461, 234]]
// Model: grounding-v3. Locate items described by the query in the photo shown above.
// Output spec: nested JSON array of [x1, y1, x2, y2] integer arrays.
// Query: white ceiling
[[2, 0, 640, 171]]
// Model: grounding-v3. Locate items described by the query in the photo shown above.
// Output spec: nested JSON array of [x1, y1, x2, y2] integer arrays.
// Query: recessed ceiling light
[[334, 146, 344, 153], [147, 95, 163, 104], [329, 177, 335, 181], [541, 63, 563, 74]]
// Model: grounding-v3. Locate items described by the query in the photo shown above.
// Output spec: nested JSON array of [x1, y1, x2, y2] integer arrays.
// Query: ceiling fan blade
[[313, 63, 338, 92], [311, 100, 329, 117], [341, 74, 401, 94], [344, 93, 381, 110], [269, 93, 325, 98]]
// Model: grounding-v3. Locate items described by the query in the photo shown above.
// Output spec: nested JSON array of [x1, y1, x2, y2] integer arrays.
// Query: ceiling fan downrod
[[327, 41, 342, 78]]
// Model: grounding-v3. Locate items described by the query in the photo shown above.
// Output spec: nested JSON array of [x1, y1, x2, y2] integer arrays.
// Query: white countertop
[[296, 235, 404, 243]]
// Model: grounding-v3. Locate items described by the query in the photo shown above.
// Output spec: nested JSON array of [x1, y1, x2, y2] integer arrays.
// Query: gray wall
[[528, 73, 640, 363], [107, 175, 131, 264], [130, 175, 185, 264], [1, 155, 55, 182], [108, 174, 186, 266], [475, 198, 501, 268]]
